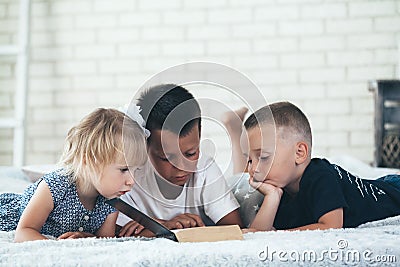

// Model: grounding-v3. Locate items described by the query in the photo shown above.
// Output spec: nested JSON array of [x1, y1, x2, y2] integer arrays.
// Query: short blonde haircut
[[60, 108, 148, 193]]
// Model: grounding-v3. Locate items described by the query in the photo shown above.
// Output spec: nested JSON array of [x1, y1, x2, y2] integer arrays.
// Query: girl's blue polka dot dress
[[0, 170, 116, 238]]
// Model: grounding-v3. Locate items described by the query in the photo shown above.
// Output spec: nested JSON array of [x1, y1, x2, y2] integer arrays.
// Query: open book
[[171, 224, 243, 242], [106, 198, 243, 242]]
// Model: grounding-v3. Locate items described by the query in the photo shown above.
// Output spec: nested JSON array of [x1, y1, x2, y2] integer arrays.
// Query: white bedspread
[[0, 157, 399, 266], [1, 215, 399, 266]]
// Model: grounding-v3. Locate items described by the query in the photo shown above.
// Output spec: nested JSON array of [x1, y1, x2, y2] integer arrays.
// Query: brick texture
[[0, 0, 399, 171]]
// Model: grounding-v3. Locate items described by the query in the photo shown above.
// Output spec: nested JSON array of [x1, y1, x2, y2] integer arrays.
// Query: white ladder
[[0, 0, 31, 167]]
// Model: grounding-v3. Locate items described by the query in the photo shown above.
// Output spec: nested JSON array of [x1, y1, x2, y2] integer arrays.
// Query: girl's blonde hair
[[60, 108, 148, 193]]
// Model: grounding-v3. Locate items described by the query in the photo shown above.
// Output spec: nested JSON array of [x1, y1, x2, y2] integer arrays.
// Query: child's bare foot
[[222, 107, 249, 174], [221, 107, 248, 137]]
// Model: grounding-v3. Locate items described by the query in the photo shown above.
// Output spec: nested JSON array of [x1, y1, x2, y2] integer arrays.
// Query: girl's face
[[95, 154, 138, 199]]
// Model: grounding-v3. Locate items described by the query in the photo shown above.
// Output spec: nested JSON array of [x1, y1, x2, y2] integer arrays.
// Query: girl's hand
[[249, 176, 283, 197], [163, 213, 205, 229], [118, 220, 145, 237], [57, 231, 95, 239]]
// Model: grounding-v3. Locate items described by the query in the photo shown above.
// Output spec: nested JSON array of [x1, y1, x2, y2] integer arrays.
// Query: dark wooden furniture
[[368, 80, 400, 168]]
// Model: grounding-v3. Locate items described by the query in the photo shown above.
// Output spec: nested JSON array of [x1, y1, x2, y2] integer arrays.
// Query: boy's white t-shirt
[[116, 155, 239, 226]]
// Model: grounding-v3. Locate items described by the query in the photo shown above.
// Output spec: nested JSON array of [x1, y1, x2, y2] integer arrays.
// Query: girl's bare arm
[[14, 181, 54, 242]]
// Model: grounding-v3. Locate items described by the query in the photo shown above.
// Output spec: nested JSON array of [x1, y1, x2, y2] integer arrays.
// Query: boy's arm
[[248, 177, 283, 231], [286, 208, 343, 231], [216, 209, 243, 228], [250, 190, 281, 231]]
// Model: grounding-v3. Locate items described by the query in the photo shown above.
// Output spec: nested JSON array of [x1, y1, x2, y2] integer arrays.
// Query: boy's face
[[240, 124, 298, 188], [147, 125, 200, 186]]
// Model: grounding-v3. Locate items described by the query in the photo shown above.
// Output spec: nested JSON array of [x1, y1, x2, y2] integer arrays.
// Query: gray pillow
[[0, 166, 29, 181], [227, 173, 264, 227], [21, 164, 57, 182], [0, 166, 31, 194]]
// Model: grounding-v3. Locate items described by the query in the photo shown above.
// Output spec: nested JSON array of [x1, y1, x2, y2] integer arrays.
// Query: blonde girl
[[0, 107, 148, 242]]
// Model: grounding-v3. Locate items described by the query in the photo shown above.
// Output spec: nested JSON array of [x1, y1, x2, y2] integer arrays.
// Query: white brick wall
[[0, 0, 399, 173]]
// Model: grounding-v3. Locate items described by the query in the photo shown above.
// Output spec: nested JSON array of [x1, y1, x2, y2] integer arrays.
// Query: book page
[[172, 225, 243, 242]]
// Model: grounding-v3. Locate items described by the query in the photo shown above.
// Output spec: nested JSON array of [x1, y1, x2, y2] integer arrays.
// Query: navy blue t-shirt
[[273, 158, 400, 229]]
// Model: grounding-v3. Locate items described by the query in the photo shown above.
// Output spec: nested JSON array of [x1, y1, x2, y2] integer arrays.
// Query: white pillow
[[21, 164, 58, 182], [327, 155, 400, 180], [0, 167, 31, 193], [0, 176, 31, 194]]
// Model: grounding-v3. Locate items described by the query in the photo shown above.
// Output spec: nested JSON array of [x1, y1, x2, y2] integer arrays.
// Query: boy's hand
[[58, 231, 95, 239], [163, 213, 205, 229], [249, 179, 282, 231], [249, 176, 283, 197], [118, 220, 145, 237]]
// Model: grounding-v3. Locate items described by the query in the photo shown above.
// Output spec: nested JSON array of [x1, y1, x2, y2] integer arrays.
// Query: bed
[[1, 156, 399, 266]]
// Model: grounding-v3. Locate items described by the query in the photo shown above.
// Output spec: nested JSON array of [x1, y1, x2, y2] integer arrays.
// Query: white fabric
[[1, 157, 400, 266], [327, 155, 399, 179], [0, 176, 31, 194], [118, 103, 150, 137], [1, 215, 400, 266], [117, 156, 240, 226], [21, 164, 57, 182]]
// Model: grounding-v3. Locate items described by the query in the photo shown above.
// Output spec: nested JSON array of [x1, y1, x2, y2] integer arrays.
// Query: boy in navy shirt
[[240, 101, 400, 230]]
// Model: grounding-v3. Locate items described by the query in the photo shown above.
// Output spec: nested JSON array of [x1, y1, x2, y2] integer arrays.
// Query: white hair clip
[[118, 103, 151, 138]]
